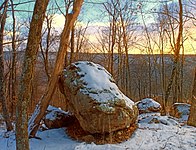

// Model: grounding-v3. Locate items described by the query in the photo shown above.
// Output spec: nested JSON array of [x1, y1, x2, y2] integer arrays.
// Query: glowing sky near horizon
[[5, 0, 196, 54]]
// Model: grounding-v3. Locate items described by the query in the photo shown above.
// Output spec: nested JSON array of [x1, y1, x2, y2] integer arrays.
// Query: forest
[[0, 0, 196, 150]]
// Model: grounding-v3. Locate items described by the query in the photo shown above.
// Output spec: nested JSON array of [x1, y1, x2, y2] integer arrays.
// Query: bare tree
[[74, 22, 89, 60], [0, 0, 13, 132], [102, 0, 118, 75], [99, 0, 137, 97], [28, 0, 84, 138], [10, 0, 17, 118], [39, 13, 58, 81], [160, 0, 184, 115], [139, 5, 154, 97], [188, 68, 196, 126], [15, 0, 49, 149]]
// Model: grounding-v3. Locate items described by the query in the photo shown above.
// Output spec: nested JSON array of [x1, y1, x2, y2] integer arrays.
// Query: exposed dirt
[[66, 119, 138, 144]]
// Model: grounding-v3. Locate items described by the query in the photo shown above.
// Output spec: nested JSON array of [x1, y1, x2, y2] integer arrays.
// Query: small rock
[[170, 103, 190, 124], [43, 105, 76, 129]]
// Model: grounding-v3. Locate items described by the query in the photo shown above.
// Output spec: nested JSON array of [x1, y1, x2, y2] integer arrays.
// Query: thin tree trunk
[[180, 45, 185, 102], [28, 0, 84, 138], [10, 0, 17, 118], [187, 68, 196, 126], [162, 0, 183, 115], [75, 22, 88, 61], [160, 34, 166, 111], [117, 27, 122, 87], [110, 19, 116, 76], [16, 0, 49, 149], [119, 12, 131, 96], [40, 15, 52, 81], [70, 26, 75, 64], [108, 21, 115, 75], [0, 0, 13, 132]]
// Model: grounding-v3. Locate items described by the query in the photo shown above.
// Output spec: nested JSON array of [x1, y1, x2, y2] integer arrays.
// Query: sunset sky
[[6, 0, 196, 54]]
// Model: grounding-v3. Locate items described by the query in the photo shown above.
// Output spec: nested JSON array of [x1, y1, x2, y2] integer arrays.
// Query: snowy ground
[[0, 114, 196, 150]]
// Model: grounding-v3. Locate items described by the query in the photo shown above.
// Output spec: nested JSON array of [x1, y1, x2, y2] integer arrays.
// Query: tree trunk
[[187, 68, 196, 126], [15, 0, 49, 149], [70, 26, 75, 64], [162, 0, 183, 115], [28, 0, 84, 138], [0, 0, 13, 132], [40, 14, 52, 81], [10, 0, 17, 118], [119, 12, 131, 97]]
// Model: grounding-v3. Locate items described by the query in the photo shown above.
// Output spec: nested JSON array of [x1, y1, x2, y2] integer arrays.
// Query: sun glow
[[47, 13, 196, 55]]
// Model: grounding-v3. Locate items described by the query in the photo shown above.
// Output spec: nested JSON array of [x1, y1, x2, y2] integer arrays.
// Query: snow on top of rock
[[138, 113, 179, 126], [45, 105, 69, 121], [171, 103, 191, 123], [173, 103, 190, 115], [73, 61, 134, 108], [137, 98, 161, 110], [47, 105, 63, 112], [75, 61, 116, 90]]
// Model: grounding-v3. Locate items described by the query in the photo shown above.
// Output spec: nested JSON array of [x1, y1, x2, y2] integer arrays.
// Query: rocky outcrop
[[59, 61, 138, 134], [43, 105, 76, 129], [136, 98, 161, 114]]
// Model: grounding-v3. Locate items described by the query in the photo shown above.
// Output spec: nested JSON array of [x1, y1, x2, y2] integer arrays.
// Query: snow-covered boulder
[[169, 103, 190, 123], [43, 105, 76, 129], [59, 61, 138, 134], [136, 98, 161, 114]]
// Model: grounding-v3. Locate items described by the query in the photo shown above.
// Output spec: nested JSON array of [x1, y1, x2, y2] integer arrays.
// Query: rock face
[[136, 98, 161, 114], [59, 61, 138, 134], [43, 105, 76, 129], [170, 103, 190, 123]]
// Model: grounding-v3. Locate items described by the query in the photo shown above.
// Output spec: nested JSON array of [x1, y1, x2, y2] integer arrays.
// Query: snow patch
[[72, 61, 134, 108], [0, 114, 196, 150]]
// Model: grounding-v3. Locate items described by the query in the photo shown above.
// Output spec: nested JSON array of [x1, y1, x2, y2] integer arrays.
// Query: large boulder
[[43, 105, 76, 129], [136, 98, 161, 114], [170, 103, 190, 123], [59, 61, 138, 134]]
